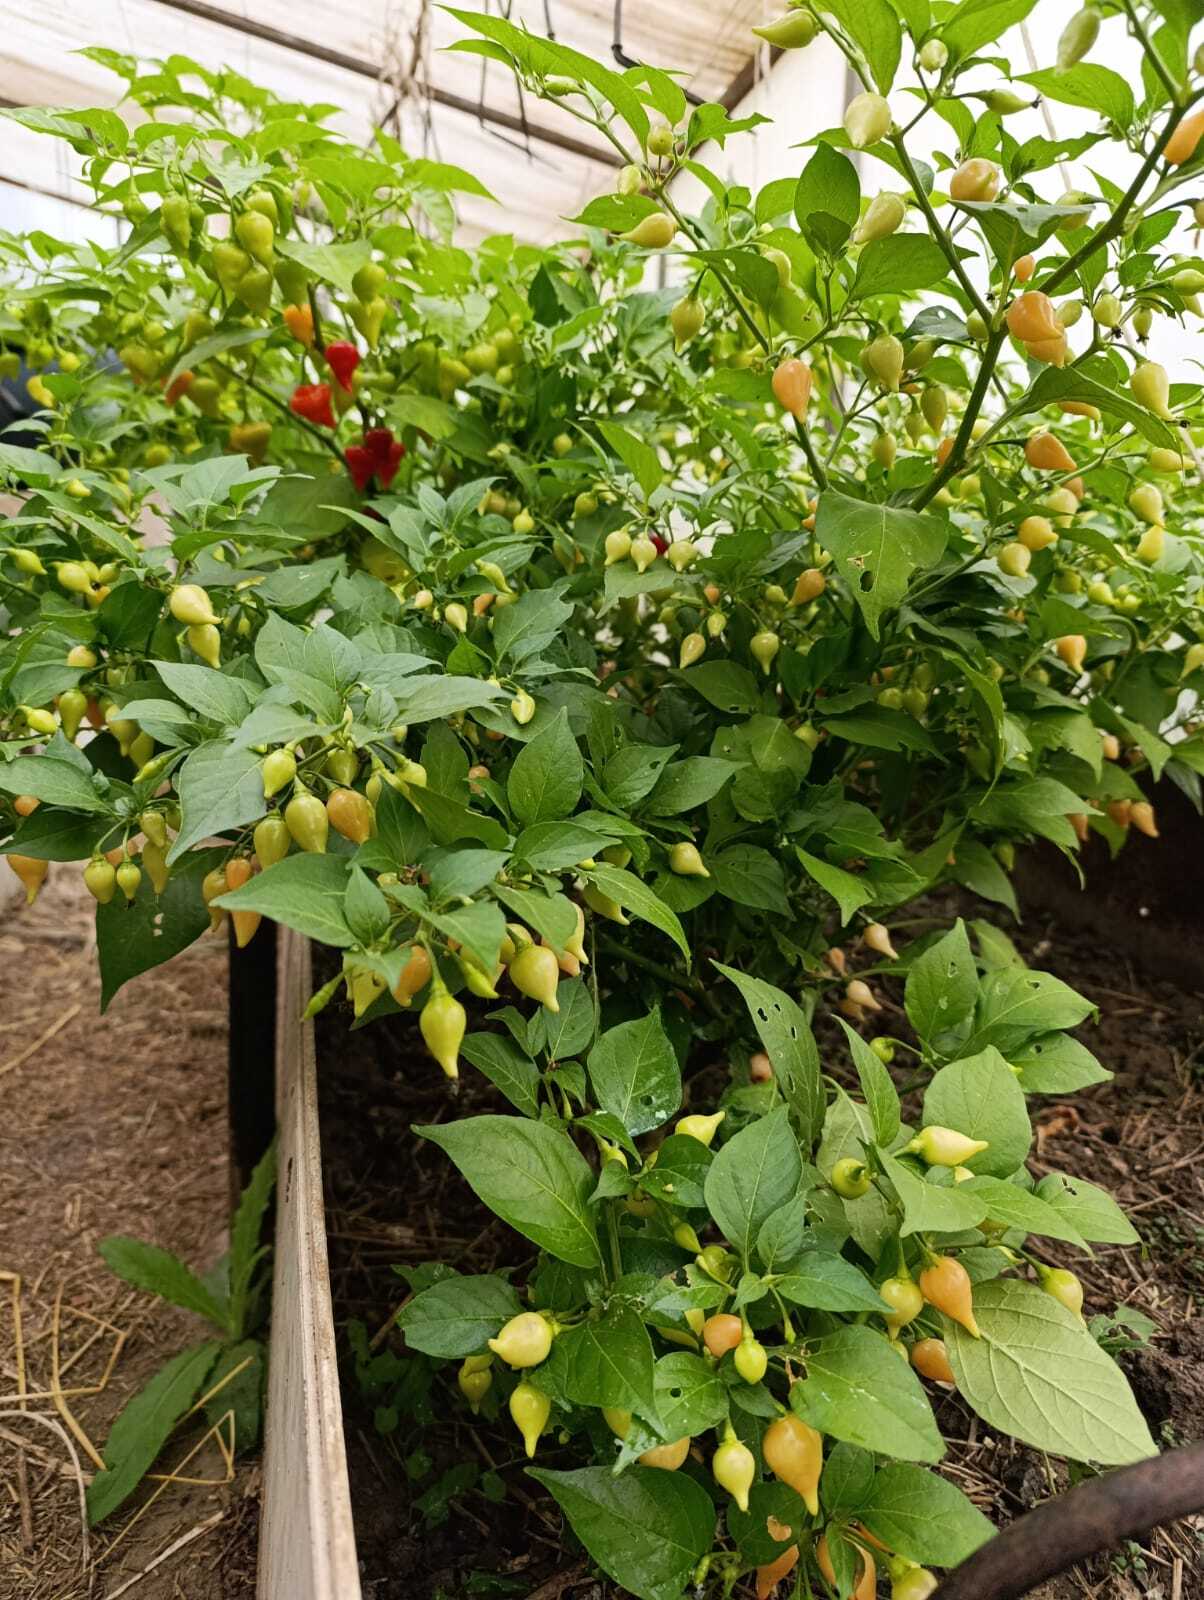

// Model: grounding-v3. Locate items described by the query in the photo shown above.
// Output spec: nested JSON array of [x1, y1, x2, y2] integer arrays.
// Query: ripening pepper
[[907, 1126, 990, 1167], [734, 1333, 768, 1384], [350, 296, 387, 348], [762, 1412, 822, 1515], [679, 632, 706, 670], [751, 631, 781, 675], [1164, 106, 1204, 166], [290, 383, 336, 428], [853, 191, 906, 245], [392, 943, 433, 1007], [702, 1313, 743, 1357], [1056, 634, 1087, 673], [712, 1429, 756, 1512], [755, 1545, 800, 1600], [83, 857, 117, 905], [892, 1567, 938, 1600], [187, 623, 221, 668], [919, 1254, 980, 1337], [1007, 291, 1061, 344], [285, 789, 329, 853], [224, 856, 261, 948], [420, 975, 466, 1079], [818, 1536, 876, 1600], [1018, 515, 1057, 551], [1057, 5, 1100, 68], [677, 1111, 725, 1146], [227, 419, 272, 464], [1130, 360, 1171, 417], [211, 240, 251, 298], [879, 1276, 924, 1334], [509, 1381, 551, 1458], [949, 158, 1000, 202], [189, 377, 222, 419], [670, 293, 704, 348], [668, 841, 709, 878], [1038, 1265, 1085, 1319], [508, 943, 561, 1012], [327, 787, 373, 845], [1025, 432, 1076, 473], [910, 1337, 956, 1384], [620, 212, 676, 248], [752, 11, 816, 47], [511, 689, 536, 726], [844, 91, 891, 149], [771, 357, 812, 419], [489, 1311, 553, 1368], [283, 303, 314, 346], [7, 854, 48, 906], [115, 860, 142, 903], [262, 748, 297, 799], [58, 688, 87, 742], [458, 1354, 492, 1412]]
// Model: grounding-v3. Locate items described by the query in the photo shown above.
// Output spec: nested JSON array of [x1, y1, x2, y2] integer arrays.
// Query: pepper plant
[[0, 1, 1199, 1591]]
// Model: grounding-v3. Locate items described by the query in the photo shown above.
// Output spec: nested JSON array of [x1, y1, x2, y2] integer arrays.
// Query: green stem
[[912, 325, 1007, 508], [214, 359, 348, 466], [1121, 0, 1180, 104], [890, 135, 992, 324]]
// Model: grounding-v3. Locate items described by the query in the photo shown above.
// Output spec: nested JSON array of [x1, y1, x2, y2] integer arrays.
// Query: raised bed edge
[[258, 927, 362, 1600]]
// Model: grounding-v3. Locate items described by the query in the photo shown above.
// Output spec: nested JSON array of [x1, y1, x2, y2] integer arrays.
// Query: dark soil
[[0, 870, 259, 1600], [317, 891, 1204, 1600]]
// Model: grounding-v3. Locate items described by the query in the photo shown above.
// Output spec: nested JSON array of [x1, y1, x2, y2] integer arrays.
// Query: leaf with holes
[[815, 490, 947, 640]]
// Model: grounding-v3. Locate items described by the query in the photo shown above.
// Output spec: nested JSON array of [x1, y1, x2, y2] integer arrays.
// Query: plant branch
[[216, 360, 347, 465], [890, 136, 993, 324]]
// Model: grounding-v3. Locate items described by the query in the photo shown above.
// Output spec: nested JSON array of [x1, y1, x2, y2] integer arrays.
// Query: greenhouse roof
[[1, 0, 777, 243]]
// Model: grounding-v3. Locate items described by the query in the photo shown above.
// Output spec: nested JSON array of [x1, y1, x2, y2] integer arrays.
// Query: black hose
[[934, 1442, 1204, 1600]]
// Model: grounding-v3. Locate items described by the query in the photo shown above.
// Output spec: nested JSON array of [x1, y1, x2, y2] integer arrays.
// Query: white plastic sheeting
[[0, 0, 777, 243]]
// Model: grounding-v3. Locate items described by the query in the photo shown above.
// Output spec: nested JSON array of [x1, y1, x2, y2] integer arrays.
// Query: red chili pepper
[[364, 427, 405, 488], [650, 533, 668, 555], [290, 383, 335, 428], [345, 444, 376, 492], [324, 341, 360, 393]]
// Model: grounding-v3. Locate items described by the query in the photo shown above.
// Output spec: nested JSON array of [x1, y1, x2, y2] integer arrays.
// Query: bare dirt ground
[[317, 898, 1204, 1600], [0, 868, 259, 1600]]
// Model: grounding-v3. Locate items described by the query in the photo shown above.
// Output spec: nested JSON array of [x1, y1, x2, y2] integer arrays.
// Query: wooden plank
[[258, 929, 361, 1600]]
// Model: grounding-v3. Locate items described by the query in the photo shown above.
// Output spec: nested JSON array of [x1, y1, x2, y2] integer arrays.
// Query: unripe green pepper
[[235, 208, 275, 265], [733, 1333, 767, 1384], [853, 192, 906, 245], [508, 943, 561, 1012], [676, 1111, 724, 1146], [831, 1157, 872, 1198], [509, 1381, 551, 1458], [907, 1125, 990, 1166], [285, 789, 329, 853], [419, 975, 467, 1079], [668, 841, 708, 878], [879, 1276, 923, 1333], [844, 91, 891, 149], [458, 1354, 493, 1412], [1038, 1264, 1084, 1319], [84, 857, 118, 905], [1057, 5, 1101, 69]]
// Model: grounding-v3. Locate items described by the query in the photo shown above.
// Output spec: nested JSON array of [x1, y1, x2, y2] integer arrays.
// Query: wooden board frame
[[258, 928, 361, 1600]]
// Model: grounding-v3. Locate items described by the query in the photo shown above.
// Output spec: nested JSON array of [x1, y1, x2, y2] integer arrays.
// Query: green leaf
[[491, 885, 578, 953], [821, 0, 902, 91], [862, 1462, 994, 1567], [879, 1150, 989, 1237], [97, 847, 222, 1009], [638, 1133, 712, 1210], [1020, 365, 1178, 450], [923, 1046, 1033, 1177], [959, 1176, 1088, 1249], [154, 660, 256, 726], [204, 1339, 263, 1452], [228, 1140, 276, 1339], [530, 975, 597, 1061], [214, 853, 354, 948], [98, 1236, 228, 1330], [851, 234, 951, 299], [704, 1108, 802, 1264], [708, 844, 789, 914], [795, 847, 876, 924], [714, 965, 824, 1147], [1020, 65, 1134, 127], [597, 419, 663, 499], [1011, 1033, 1111, 1094], [588, 1011, 681, 1137], [681, 660, 761, 714], [459, 1034, 541, 1118], [165, 323, 268, 385], [775, 1254, 887, 1313], [790, 1324, 943, 1463], [645, 757, 737, 816], [167, 741, 266, 862], [554, 1306, 657, 1417], [904, 919, 977, 1048], [396, 1274, 523, 1356], [87, 1341, 220, 1524], [492, 587, 575, 665], [963, 967, 1095, 1055], [585, 864, 689, 959], [653, 1351, 729, 1438], [507, 708, 583, 825], [528, 1466, 714, 1600], [816, 490, 947, 640], [838, 1020, 900, 1146], [942, 0, 1039, 58], [795, 143, 860, 252], [416, 1115, 601, 1268], [947, 1279, 1155, 1465], [0, 754, 108, 813], [1034, 1173, 1139, 1245], [512, 820, 620, 871]]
